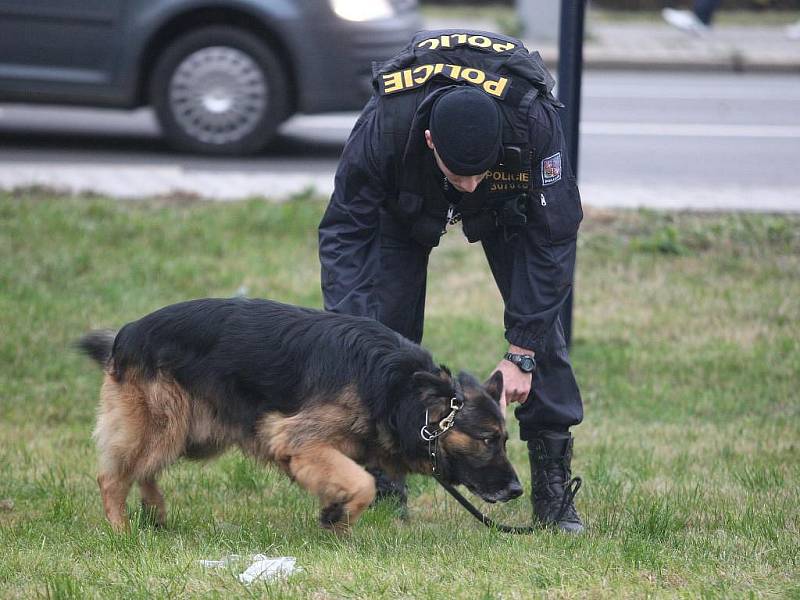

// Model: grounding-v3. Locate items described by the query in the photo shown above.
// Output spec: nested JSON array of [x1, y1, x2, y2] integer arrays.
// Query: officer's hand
[[492, 359, 532, 411]]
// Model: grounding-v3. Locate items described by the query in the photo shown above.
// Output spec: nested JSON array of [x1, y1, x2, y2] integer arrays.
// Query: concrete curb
[[4, 164, 798, 213], [423, 18, 800, 74]]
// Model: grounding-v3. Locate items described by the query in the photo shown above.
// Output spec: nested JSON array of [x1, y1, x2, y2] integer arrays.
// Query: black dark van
[[0, 0, 420, 154]]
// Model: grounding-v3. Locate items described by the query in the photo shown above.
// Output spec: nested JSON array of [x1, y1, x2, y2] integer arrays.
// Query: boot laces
[[555, 476, 582, 523], [533, 451, 582, 522]]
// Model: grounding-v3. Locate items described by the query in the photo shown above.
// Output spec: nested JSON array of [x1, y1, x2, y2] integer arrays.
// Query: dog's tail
[[75, 329, 117, 368]]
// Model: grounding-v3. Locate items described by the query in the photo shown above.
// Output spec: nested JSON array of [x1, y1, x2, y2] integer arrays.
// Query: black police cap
[[429, 86, 502, 176]]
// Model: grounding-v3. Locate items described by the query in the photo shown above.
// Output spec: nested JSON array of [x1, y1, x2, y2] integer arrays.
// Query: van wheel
[[150, 26, 291, 155]]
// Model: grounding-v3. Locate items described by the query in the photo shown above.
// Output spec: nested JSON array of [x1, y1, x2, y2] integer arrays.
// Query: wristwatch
[[504, 352, 536, 373]]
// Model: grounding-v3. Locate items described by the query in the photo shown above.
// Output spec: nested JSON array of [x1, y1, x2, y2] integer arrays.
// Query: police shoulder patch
[[541, 152, 562, 186]]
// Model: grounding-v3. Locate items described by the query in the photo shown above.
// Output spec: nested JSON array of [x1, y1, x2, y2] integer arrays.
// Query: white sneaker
[[662, 8, 710, 35]]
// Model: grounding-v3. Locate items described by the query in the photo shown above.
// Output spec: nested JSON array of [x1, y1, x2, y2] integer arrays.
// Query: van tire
[[150, 25, 291, 155]]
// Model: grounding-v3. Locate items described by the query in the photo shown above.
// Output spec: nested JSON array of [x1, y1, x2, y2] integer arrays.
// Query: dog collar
[[419, 395, 463, 442], [419, 380, 464, 475]]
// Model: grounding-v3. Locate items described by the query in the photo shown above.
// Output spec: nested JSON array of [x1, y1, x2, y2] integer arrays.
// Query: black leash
[[434, 476, 538, 534], [419, 383, 582, 534], [434, 475, 582, 535]]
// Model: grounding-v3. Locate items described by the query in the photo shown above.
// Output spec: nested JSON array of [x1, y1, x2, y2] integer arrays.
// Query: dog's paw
[[139, 501, 166, 528], [319, 502, 351, 535]]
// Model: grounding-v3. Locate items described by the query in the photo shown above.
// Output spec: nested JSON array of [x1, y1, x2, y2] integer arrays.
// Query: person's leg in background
[[662, 0, 721, 34], [367, 211, 433, 513], [694, 0, 722, 26], [374, 215, 431, 347]]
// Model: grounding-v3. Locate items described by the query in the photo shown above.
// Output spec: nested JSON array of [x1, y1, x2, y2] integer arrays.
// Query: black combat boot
[[366, 467, 408, 518], [528, 430, 584, 533]]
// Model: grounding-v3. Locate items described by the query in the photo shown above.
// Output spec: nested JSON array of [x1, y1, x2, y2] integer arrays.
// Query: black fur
[[319, 502, 345, 527], [91, 298, 438, 458], [75, 329, 116, 367], [79, 298, 523, 504]]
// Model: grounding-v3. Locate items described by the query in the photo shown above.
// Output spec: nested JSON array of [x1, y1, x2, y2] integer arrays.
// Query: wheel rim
[[169, 46, 268, 145]]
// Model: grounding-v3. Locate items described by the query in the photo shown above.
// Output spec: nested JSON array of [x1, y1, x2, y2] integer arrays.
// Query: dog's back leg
[[289, 445, 376, 534], [139, 477, 166, 527], [94, 374, 189, 531], [97, 472, 133, 532]]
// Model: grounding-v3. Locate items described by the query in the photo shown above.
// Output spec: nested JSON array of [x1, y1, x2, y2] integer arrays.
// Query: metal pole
[[557, 0, 586, 348]]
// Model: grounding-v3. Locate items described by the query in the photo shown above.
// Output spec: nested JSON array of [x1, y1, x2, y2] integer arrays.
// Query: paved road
[[1, 70, 798, 211]]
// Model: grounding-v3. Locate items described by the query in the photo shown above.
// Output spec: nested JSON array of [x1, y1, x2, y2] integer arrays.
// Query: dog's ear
[[483, 370, 504, 403], [413, 368, 455, 409]]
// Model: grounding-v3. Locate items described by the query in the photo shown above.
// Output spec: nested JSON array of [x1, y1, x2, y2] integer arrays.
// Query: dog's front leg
[[288, 445, 376, 534]]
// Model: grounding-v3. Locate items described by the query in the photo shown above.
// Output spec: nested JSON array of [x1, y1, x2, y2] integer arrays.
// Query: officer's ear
[[424, 129, 435, 150]]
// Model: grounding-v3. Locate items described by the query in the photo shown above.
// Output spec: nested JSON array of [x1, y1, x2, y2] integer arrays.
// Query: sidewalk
[[1, 14, 798, 209], [425, 15, 800, 72]]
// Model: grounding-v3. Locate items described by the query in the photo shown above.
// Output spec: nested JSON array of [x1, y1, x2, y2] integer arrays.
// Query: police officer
[[318, 30, 584, 533]]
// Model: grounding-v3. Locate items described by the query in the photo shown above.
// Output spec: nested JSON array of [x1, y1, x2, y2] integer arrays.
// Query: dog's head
[[413, 368, 523, 503]]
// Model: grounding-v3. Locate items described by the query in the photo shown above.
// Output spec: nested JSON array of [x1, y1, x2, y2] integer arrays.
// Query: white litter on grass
[[238, 555, 298, 584], [198, 554, 299, 584]]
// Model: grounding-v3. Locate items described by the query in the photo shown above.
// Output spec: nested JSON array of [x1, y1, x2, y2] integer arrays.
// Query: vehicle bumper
[[294, 11, 421, 113]]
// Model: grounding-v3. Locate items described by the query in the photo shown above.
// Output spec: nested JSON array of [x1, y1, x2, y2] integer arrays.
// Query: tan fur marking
[[94, 374, 191, 478], [289, 445, 376, 533], [97, 473, 132, 532], [445, 430, 479, 453], [93, 373, 193, 529], [93, 376, 380, 532], [255, 385, 369, 463]]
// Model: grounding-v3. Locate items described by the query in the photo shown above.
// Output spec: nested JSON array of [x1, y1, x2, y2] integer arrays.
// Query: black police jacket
[[319, 30, 583, 355]]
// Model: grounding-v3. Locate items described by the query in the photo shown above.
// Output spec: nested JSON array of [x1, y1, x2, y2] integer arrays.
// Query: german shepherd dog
[[78, 298, 522, 532]]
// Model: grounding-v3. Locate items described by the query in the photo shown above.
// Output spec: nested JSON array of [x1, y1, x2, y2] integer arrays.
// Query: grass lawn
[[0, 191, 798, 598]]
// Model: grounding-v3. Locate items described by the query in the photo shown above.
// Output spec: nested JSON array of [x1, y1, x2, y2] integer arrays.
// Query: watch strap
[[504, 352, 536, 373]]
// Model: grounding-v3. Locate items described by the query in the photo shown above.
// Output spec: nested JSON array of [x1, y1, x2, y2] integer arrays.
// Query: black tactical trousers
[[361, 211, 583, 439]]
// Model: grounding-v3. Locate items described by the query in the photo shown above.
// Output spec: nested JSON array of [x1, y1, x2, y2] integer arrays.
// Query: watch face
[[505, 353, 535, 373]]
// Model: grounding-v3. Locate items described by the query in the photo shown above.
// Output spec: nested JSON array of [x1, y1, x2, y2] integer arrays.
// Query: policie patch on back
[[541, 152, 562, 186], [378, 63, 509, 98]]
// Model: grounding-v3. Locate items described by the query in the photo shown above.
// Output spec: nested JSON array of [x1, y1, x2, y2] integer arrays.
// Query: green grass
[[1, 191, 798, 598]]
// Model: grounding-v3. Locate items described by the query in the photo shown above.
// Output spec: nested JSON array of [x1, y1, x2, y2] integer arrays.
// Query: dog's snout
[[507, 480, 523, 500], [482, 478, 524, 503]]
